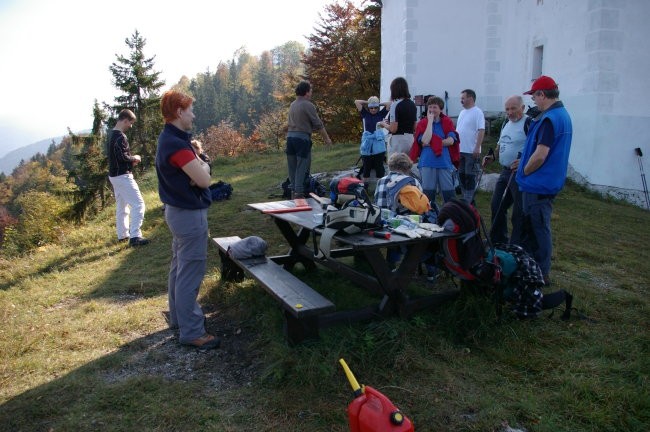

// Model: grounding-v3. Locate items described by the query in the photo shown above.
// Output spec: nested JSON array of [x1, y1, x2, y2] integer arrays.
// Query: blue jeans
[[520, 192, 555, 276], [490, 167, 523, 245], [420, 166, 455, 206]]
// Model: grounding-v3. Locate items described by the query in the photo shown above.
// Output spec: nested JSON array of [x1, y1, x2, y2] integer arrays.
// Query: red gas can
[[340, 359, 414, 432], [347, 385, 414, 432]]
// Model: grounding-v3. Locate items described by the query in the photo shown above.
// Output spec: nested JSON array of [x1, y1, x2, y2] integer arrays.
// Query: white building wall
[[381, 0, 650, 207]]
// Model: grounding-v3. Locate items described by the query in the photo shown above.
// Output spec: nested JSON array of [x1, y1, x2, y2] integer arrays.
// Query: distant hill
[[0, 136, 65, 175]]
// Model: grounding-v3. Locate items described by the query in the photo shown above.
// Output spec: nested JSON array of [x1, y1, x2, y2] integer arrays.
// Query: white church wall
[[380, 0, 650, 207]]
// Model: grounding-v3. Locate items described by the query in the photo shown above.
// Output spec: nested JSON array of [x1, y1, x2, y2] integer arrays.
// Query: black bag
[[209, 181, 233, 201], [281, 174, 327, 199]]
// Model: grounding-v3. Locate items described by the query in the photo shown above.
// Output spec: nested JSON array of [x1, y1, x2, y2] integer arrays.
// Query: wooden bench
[[213, 236, 336, 345]]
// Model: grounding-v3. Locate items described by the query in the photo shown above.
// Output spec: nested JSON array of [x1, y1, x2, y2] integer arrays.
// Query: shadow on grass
[[0, 305, 263, 432]]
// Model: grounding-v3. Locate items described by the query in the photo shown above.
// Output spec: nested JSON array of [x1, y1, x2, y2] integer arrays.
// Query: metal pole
[[444, 91, 449, 116], [635, 148, 650, 210]]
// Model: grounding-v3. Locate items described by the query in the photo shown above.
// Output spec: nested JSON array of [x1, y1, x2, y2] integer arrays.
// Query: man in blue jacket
[[515, 75, 572, 285]]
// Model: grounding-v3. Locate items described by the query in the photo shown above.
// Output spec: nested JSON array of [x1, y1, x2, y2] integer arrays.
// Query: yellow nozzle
[[339, 358, 363, 396]]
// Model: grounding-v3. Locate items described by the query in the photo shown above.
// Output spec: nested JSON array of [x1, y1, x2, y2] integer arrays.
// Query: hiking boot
[[129, 237, 150, 247], [292, 192, 305, 199], [181, 333, 221, 351]]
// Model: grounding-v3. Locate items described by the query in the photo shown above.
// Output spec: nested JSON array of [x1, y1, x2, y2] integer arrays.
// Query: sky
[[0, 0, 335, 157]]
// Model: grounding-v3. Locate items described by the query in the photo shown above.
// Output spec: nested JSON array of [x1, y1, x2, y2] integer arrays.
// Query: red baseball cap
[[524, 75, 558, 95]]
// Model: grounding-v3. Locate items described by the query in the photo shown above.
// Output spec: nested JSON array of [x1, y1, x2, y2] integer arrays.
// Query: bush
[[2, 191, 69, 255], [198, 121, 270, 158]]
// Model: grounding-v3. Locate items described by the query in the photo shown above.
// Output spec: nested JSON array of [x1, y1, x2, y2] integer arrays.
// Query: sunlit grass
[[0, 142, 649, 431]]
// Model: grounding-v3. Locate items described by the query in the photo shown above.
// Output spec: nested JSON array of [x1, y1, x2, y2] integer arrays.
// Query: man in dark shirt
[[107, 109, 149, 246]]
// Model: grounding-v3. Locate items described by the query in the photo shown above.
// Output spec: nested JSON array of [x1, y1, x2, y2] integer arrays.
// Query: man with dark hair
[[107, 109, 149, 246], [516, 75, 573, 285], [285, 80, 332, 199], [456, 89, 485, 203]]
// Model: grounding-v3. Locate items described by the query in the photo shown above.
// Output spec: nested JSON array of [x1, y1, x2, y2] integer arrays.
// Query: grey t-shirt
[[498, 116, 527, 167]]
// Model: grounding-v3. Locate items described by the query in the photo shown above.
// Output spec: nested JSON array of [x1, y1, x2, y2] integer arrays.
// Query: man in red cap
[[514, 75, 572, 285]]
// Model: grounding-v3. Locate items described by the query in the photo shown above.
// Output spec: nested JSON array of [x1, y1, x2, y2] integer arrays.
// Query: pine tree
[[109, 30, 165, 167], [66, 102, 111, 220]]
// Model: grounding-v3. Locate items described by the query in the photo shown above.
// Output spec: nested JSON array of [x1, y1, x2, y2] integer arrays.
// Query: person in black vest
[[155, 90, 219, 351]]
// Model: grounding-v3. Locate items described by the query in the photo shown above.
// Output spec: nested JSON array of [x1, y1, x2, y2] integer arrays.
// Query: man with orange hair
[[155, 90, 219, 351]]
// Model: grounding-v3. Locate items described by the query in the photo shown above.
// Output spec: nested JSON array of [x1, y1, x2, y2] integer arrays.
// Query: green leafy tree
[[109, 30, 165, 166]]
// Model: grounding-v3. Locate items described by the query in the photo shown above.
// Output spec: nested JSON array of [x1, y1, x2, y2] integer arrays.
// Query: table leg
[[273, 219, 317, 271]]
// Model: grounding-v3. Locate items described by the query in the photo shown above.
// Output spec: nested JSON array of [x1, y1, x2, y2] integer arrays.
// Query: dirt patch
[[101, 306, 263, 390]]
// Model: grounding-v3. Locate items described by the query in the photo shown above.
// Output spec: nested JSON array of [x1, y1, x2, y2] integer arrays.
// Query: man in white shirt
[[456, 89, 485, 203]]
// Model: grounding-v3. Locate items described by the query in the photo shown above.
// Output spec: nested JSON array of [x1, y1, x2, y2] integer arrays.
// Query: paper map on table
[[260, 199, 312, 214]]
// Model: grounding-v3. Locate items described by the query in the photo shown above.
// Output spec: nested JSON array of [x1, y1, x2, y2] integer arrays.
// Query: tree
[[109, 30, 165, 166], [302, 0, 382, 142], [255, 108, 289, 150], [66, 101, 111, 221], [253, 51, 278, 118]]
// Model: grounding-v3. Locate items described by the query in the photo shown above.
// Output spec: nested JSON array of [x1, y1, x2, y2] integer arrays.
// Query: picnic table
[[214, 198, 459, 344]]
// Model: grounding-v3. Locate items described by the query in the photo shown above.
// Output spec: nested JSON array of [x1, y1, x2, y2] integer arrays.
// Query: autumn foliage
[[196, 121, 269, 158]]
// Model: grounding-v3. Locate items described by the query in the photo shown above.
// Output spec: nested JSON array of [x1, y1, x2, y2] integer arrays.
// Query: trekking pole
[[635, 148, 650, 209], [469, 149, 491, 205], [489, 169, 515, 240], [489, 152, 521, 240], [472, 151, 504, 318]]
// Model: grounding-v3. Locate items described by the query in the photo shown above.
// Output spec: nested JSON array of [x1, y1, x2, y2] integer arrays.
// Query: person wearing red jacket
[[409, 96, 460, 207]]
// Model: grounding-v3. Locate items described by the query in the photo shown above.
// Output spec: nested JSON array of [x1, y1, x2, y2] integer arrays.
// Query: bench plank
[[213, 237, 335, 319]]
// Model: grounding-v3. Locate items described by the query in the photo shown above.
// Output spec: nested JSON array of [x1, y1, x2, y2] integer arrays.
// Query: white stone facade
[[380, 0, 650, 208]]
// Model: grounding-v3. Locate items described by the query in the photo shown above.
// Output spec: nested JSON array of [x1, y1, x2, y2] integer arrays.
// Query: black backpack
[[281, 174, 327, 199], [209, 181, 233, 201]]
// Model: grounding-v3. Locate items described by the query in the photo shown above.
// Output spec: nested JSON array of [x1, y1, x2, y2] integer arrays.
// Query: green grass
[[1, 142, 649, 431]]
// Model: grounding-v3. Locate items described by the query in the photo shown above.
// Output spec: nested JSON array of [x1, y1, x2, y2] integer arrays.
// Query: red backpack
[[437, 199, 485, 281]]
